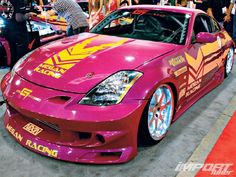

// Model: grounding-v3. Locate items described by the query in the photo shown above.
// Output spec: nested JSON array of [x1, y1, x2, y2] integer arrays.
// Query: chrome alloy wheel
[[147, 85, 174, 141], [226, 47, 234, 76]]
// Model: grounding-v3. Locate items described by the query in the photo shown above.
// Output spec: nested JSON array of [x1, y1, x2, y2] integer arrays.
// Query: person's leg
[[16, 42, 28, 60], [5, 30, 17, 68], [72, 27, 80, 35], [79, 27, 88, 33], [233, 14, 236, 44], [15, 30, 29, 62], [224, 15, 234, 37], [66, 26, 74, 36]]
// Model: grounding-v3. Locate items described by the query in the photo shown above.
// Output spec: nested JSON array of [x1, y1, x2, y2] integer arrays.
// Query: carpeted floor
[[196, 111, 236, 176]]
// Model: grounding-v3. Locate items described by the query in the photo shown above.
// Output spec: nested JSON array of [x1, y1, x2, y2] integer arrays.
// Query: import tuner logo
[[175, 162, 234, 175]]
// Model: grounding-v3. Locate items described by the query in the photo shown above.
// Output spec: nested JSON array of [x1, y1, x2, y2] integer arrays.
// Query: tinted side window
[[210, 18, 221, 33], [193, 16, 208, 35], [200, 15, 212, 32], [193, 15, 213, 34]]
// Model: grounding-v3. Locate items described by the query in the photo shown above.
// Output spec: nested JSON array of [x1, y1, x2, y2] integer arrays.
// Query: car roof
[[120, 5, 204, 15]]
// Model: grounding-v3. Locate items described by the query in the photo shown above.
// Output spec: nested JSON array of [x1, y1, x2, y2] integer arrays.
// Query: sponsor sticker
[[174, 66, 188, 77], [16, 88, 32, 98], [169, 56, 185, 67], [25, 139, 58, 158], [23, 123, 43, 136], [16, 88, 41, 102], [6, 124, 23, 142]]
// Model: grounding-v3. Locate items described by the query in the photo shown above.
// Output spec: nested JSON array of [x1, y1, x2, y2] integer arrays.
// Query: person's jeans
[[5, 26, 29, 68], [66, 26, 88, 37], [224, 15, 234, 37], [233, 14, 236, 44]]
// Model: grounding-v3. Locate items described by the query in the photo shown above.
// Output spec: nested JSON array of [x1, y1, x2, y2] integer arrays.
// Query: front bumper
[[2, 73, 147, 164]]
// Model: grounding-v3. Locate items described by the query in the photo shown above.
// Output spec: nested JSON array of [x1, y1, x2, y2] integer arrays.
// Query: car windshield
[[91, 9, 191, 45]]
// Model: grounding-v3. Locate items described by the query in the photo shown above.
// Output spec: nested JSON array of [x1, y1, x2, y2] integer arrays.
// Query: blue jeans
[[224, 15, 234, 37], [232, 14, 236, 44], [66, 26, 88, 37], [66, 26, 80, 37]]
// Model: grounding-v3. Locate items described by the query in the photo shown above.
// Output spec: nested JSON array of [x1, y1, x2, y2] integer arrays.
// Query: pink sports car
[[1, 6, 234, 164]]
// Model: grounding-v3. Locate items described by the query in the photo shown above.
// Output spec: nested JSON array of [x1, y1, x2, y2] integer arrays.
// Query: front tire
[[138, 84, 174, 145]]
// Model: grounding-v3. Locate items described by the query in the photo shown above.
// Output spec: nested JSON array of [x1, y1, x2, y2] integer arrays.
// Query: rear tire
[[138, 84, 174, 145], [225, 47, 234, 78]]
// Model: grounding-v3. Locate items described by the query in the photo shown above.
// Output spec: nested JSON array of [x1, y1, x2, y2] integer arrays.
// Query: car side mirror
[[195, 32, 217, 43]]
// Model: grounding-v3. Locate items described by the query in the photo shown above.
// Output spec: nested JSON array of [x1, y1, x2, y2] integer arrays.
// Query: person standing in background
[[132, 0, 139, 5], [3, 0, 32, 67], [31, 0, 49, 11], [132, 0, 153, 5], [176, 0, 187, 6], [41, 0, 49, 5], [36, 0, 46, 5], [224, 0, 235, 37], [207, 0, 227, 25], [47, 0, 88, 36], [104, 0, 119, 15], [88, 0, 103, 28], [195, 0, 208, 12], [226, 0, 236, 44], [119, 0, 131, 7], [138, 0, 154, 4]]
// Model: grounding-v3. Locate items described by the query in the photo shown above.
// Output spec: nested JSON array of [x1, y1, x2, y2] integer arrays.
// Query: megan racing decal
[[5, 124, 57, 158], [6, 124, 23, 142], [34, 36, 129, 79], [25, 140, 58, 158]]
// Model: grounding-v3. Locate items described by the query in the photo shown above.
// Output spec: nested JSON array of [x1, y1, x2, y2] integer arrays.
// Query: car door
[[184, 14, 213, 98], [199, 15, 225, 84]]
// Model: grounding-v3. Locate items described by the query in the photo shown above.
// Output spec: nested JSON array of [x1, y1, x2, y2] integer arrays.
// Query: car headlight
[[79, 71, 143, 106], [10, 50, 34, 78]]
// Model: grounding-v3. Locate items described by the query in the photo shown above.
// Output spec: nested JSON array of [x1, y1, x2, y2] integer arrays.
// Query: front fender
[[124, 57, 179, 101]]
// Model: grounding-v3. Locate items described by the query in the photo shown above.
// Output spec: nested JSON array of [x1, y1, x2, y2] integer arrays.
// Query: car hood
[[16, 33, 175, 93]]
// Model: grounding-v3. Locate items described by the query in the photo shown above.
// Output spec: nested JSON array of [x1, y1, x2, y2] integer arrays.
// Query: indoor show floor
[[0, 61, 235, 177]]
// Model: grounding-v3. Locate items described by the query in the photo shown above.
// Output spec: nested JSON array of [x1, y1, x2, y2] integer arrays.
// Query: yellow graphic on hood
[[34, 36, 129, 79]]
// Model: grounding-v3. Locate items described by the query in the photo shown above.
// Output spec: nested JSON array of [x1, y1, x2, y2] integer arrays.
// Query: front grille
[[7, 104, 61, 132], [35, 118, 60, 132]]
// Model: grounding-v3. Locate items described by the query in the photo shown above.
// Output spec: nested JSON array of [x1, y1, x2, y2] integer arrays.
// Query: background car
[[0, 5, 65, 67], [1, 6, 234, 164], [35, 0, 89, 32]]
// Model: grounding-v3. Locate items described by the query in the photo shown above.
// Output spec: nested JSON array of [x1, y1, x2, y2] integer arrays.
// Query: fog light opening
[[96, 134, 105, 144], [79, 132, 92, 140], [100, 152, 122, 157]]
